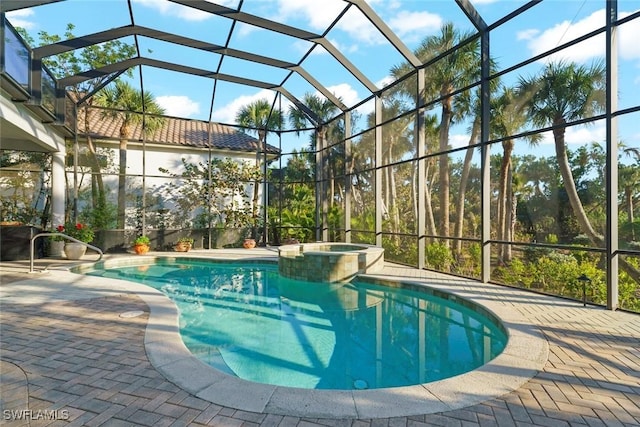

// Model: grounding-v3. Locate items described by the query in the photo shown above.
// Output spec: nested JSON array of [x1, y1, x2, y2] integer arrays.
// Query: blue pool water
[[88, 259, 507, 390]]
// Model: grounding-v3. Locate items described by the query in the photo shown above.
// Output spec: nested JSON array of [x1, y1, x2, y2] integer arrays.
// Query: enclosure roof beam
[[345, 0, 422, 68], [33, 25, 297, 70], [57, 56, 312, 121], [277, 87, 320, 125], [0, 0, 62, 13], [58, 57, 276, 88], [456, 0, 488, 32], [169, 0, 378, 95], [32, 24, 346, 113], [291, 66, 347, 111], [168, 0, 320, 41]]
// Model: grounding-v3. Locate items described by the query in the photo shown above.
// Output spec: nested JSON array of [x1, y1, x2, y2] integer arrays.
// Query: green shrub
[[425, 242, 453, 271]]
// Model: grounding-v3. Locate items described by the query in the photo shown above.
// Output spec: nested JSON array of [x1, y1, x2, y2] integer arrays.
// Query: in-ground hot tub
[[278, 242, 385, 283]]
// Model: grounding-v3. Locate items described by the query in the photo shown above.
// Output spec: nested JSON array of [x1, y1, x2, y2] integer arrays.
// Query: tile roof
[[70, 105, 280, 155]]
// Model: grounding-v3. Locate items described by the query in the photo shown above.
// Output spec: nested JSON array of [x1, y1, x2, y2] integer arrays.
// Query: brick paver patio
[[1, 253, 639, 426]]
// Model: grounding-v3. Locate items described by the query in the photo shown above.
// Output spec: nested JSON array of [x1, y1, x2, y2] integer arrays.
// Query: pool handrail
[[29, 232, 103, 273]]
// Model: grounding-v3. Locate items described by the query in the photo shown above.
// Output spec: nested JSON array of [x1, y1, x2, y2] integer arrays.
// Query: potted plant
[[57, 222, 95, 260], [175, 237, 194, 252], [133, 235, 151, 255], [243, 235, 257, 249], [49, 225, 66, 257]]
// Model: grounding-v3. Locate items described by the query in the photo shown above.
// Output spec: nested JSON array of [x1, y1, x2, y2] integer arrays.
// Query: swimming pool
[[87, 258, 507, 390]]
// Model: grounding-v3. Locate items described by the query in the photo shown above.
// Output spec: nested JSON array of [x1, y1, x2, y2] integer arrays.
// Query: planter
[[64, 242, 87, 260], [243, 238, 256, 249], [49, 241, 65, 257], [133, 244, 150, 255], [175, 242, 192, 252]]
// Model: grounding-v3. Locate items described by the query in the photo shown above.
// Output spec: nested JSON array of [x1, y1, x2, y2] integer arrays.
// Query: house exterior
[[72, 106, 280, 232]]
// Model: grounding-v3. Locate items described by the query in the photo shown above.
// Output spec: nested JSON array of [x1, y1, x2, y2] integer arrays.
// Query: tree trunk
[[497, 138, 514, 265], [454, 118, 479, 257], [625, 187, 635, 240], [117, 137, 127, 230], [506, 169, 516, 262], [438, 94, 453, 245], [553, 119, 602, 246], [425, 161, 437, 241], [83, 107, 107, 223], [554, 120, 640, 284]]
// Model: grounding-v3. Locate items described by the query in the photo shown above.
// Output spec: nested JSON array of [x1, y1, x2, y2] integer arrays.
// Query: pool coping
[[73, 255, 549, 419]]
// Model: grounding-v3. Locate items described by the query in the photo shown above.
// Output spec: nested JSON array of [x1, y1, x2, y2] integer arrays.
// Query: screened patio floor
[[1, 250, 639, 426]]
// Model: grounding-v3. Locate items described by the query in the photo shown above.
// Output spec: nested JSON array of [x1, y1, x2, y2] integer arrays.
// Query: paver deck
[[1, 249, 639, 426]]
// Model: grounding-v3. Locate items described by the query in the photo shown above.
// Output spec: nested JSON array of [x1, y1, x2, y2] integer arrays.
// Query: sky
[[6, 0, 640, 156]]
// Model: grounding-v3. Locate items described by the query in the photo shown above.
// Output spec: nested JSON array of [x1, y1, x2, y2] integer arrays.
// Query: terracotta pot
[[175, 242, 191, 252], [64, 242, 87, 260], [133, 244, 150, 255], [243, 238, 256, 249]]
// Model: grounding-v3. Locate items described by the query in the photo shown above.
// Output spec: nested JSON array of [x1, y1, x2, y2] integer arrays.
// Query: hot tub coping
[[278, 242, 385, 283]]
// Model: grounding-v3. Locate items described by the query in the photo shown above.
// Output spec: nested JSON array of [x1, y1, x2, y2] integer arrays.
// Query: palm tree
[[492, 86, 541, 263], [288, 93, 342, 239], [236, 98, 283, 240], [518, 60, 640, 284], [620, 147, 640, 241], [94, 80, 165, 229], [391, 23, 480, 245], [517, 61, 605, 246]]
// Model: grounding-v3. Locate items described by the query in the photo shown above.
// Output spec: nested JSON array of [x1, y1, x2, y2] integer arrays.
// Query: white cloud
[[6, 9, 35, 29], [326, 83, 360, 107], [211, 90, 287, 124], [450, 133, 470, 149], [388, 11, 442, 43], [619, 11, 640, 60], [376, 75, 395, 90], [521, 9, 640, 64], [276, 0, 345, 31], [156, 96, 200, 118], [517, 29, 540, 41], [336, 7, 386, 45], [133, 0, 211, 21], [539, 123, 606, 145], [520, 9, 605, 63]]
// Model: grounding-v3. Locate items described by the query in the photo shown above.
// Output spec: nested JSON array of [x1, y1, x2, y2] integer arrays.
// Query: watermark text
[[3, 409, 70, 421]]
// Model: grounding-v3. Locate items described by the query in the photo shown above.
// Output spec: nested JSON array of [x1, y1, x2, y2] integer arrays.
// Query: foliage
[[94, 80, 166, 229], [236, 99, 284, 138], [158, 157, 261, 229], [0, 151, 51, 227], [134, 235, 150, 246], [56, 222, 94, 243], [17, 24, 137, 223], [425, 242, 453, 271], [490, 250, 632, 308]]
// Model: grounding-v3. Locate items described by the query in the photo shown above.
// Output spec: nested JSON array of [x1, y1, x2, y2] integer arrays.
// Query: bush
[[425, 242, 453, 271]]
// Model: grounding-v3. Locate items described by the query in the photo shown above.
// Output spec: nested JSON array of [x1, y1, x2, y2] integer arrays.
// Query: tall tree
[[288, 93, 343, 195], [17, 24, 136, 227], [235, 98, 283, 238], [517, 61, 605, 245], [492, 86, 541, 263], [94, 80, 165, 229], [391, 23, 480, 245], [518, 60, 640, 283], [620, 147, 640, 241]]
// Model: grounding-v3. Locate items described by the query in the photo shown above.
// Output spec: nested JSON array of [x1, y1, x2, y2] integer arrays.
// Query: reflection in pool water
[[88, 260, 507, 390]]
